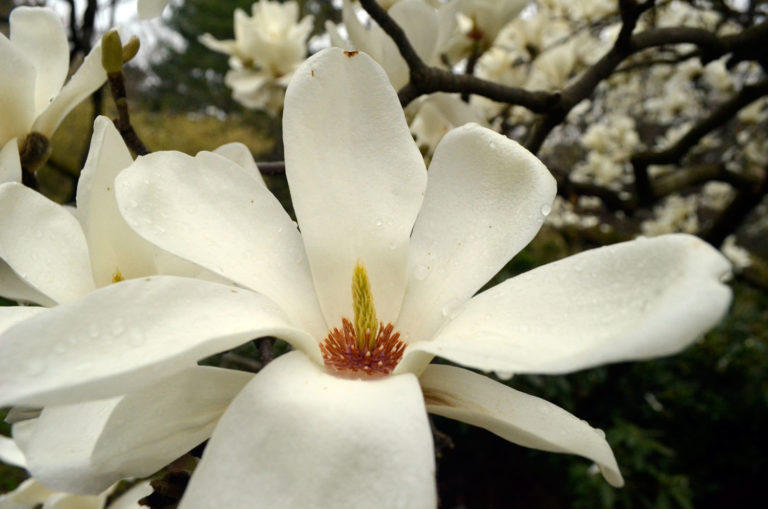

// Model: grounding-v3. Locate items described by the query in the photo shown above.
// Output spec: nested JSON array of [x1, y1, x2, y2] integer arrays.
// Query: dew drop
[[388, 242, 397, 250], [75, 361, 93, 372], [375, 218, 384, 227], [488, 141, 496, 149], [540, 204, 552, 216], [128, 328, 145, 347], [128, 199, 139, 209], [413, 264, 429, 281], [111, 318, 125, 336]]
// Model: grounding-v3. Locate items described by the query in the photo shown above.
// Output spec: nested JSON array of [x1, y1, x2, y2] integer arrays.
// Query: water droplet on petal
[[128, 328, 145, 347], [111, 318, 125, 336], [413, 264, 429, 281], [388, 242, 397, 250], [540, 204, 552, 216], [128, 200, 138, 209], [489, 141, 496, 149], [375, 218, 384, 227], [25, 359, 45, 376]]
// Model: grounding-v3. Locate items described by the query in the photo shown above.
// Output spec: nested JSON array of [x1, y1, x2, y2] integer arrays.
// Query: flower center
[[320, 262, 406, 377]]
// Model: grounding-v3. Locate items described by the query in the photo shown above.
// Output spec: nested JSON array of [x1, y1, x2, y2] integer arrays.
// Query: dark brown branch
[[631, 79, 768, 203], [357, 0, 558, 111], [652, 164, 759, 200], [703, 173, 768, 246], [107, 71, 148, 155]]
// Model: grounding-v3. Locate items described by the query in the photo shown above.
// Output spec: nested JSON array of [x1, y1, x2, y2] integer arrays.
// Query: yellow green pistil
[[320, 262, 406, 377]]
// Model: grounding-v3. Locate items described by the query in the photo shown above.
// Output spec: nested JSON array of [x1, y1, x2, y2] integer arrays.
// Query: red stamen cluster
[[320, 318, 406, 377]]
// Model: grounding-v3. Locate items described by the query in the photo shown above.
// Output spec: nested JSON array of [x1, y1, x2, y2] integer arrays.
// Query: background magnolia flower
[[0, 435, 151, 509], [199, 1, 313, 114], [327, 0, 458, 89], [0, 7, 106, 172], [137, 0, 171, 19], [0, 49, 732, 507], [0, 117, 260, 493]]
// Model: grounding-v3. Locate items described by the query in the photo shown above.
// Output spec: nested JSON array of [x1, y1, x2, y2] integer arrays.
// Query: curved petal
[[407, 234, 732, 374], [76, 116, 158, 286], [211, 142, 265, 184], [0, 138, 21, 184], [284, 48, 426, 327], [115, 151, 327, 338], [0, 182, 95, 304], [0, 478, 55, 506], [383, 0, 439, 88], [420, 364, 623, 487], [9, 7, 69, 117], [0, 259, 57, 305], [0, 435, 26, 468], [137, 0, 170, 19], [179, 352, 436, 509], [0, 34, 35, 145], [18, 367, 252, 494], [0, 305, 46, 332], [397, 124, 556, 344], [32, 44, 106, 138], [16, 398, 123, 494], [107, 481, 153, 509], [0, 276, 319, 407]]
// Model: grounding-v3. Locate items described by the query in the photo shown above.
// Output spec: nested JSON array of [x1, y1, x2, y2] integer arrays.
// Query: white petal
[[420, 364, 623, 487], [0, 435, 26, 468], [9, 7, 69, 117], [0, 182, 95, 304], [0, 138, 21, 184], [115, 151, 327, 338], [284, 48, 426, 327], [91, 367, 253, 484], [211, 142, 265, 184], [16, 398, 123, 494], [0, 305, 45, 333], [180, 352, 436, 509], [384, 0, 439, 88], [137, 0, 170, 19], [18, 367, 251, 494], [32, 44, 106, 138], [397, 124, 555, 344], [0, 34, 35, 145], [0, 478, 55, 506], [409, 234, 732, 374], [0, 258, 56, 305], [0, 276, 319, 407], [75, 116, 158, 286]]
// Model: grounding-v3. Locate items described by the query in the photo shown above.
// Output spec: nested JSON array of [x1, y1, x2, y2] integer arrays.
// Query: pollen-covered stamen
[[320, 318, 406, 376]]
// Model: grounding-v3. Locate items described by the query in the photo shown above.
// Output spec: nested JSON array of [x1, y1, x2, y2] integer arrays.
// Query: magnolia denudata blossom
[[0, 7, 107, 174], [199, 0, 313, 114], [328, 0, 458, 89], [0, 49, 732, 507], [0, 117, 259, 493]]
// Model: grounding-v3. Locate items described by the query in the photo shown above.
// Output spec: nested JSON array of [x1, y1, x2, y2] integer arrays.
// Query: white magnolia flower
[[199, 1, 313, 114], [328, 0, 458, 89], [0, 435, 152, 509], [137, 0, 171, 19], [0, 117, 258, 492], [0, 7, 106, 172], [454, 0, 527, 47], [0, 49, 732, 507]]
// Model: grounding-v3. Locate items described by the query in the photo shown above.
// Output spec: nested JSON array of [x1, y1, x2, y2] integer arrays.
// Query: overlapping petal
[[0, 139, 22, 184], [284, 48, 426, 327], [408, 234, 732, 374], [32, 43, 106, 138], [0, 183, 95, 304], [420, 364, 623, 487], [115, 150, 327, 337], [137, 0, 170, 19], [397, 124, 556, 344], [180, 352, 436, 509], [0, 276, 318, 407], [0, 35, 35, 145], [9, 7, 69, 117], [76, 117, 156, 287], [16, 367, 252, 494]]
